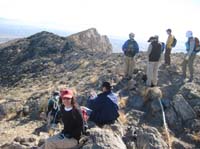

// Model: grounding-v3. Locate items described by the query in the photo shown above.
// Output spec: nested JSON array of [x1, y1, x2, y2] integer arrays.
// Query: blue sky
[[0, 0, 199, 44]]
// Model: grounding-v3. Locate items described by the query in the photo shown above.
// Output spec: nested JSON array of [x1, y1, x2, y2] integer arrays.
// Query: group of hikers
[[40, 29, 200, 149], [122, 29, 200, 86], [40, 82, 119, 149]]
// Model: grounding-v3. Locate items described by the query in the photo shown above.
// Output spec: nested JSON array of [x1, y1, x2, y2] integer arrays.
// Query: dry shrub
[[160, 127, 173, 149], [118, 97, 128, 108], [118, 110, 127, 124], [90, 76, 98, 84], [142, 87, 163, 102], [191, 132, 200, 142]]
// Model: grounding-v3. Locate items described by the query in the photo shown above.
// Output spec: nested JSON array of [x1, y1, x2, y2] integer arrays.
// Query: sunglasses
[[62, 97, 72, 100]]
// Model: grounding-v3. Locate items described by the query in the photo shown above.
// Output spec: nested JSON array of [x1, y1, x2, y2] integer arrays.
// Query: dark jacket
[[87, 91, 119, 125], [61, 107, 83, 140], [149, 41, 162, 62]]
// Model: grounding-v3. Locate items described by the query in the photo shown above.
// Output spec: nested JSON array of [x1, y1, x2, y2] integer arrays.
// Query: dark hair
[[166, 29, 172, 32], [71, 97, 78, 109], [147, 36, 155, 42], [102, 82, 112, 91], [53, 91, 59, 96], [60, 96, 78, 110]]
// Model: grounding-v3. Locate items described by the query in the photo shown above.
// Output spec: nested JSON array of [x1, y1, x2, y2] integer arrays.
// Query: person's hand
[[89, 90, 97, 100]]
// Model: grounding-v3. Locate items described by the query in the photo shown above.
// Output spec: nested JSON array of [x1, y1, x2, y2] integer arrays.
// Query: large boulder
[[136, 126, 168, 149], [165, 106, 183, 132], [0, 99, 23, 120], [179, 82, 200, 100], [172, 94, 196, 121], [83, 127, 126, 149]]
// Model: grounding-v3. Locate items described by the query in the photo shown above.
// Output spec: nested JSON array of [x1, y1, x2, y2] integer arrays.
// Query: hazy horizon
[[0, 16, 186, 53], [1, 0, 200, 41]]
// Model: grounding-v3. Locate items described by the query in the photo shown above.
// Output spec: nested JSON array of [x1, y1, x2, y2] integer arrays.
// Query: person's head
[[166, 29, 172, 35], [186, 30, 193, 38], [154, 35, 159, 42], [60, 89, 75, 108], [52, 91, 60, 100], [147, 36, 155, 43], [53, 91, 59, 96], [101, 82, 112, 92], [129, 33, 135, 40]]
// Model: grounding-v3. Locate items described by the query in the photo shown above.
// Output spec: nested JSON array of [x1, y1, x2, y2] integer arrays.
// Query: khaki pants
[[146, 61, 160, 86], [39, 133, 78, 149], [182, 54, 196, 80], [164, 48, 172, 65], [124, 56, 135, 78]]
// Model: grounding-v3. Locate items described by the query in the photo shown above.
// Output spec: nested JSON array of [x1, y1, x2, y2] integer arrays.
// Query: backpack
[[171, 37, 177, 47], [161, 42, 165, 52], [195, 37, 199, 47], [194, 37, 200, 52], [125, 40, 137, 57]]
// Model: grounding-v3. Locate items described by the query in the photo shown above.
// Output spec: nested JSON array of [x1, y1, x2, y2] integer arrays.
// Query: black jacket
[[149, 41, 162, 62], [87, 91, 119, 125]]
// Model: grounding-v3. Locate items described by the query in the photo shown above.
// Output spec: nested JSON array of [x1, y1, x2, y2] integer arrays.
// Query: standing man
[[165, 29, 175, 65], [182, 31, 200, 82], [146, 36, 162, 87], [122, 33, 139, 79]]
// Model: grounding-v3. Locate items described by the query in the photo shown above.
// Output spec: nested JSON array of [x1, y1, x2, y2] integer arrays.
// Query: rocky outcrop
[[67, 28, 112, 54], [136, 126, 168, 149], [0, 28, 113, 86], [172, 94, 196, 121], [0, 99, 23, 120]]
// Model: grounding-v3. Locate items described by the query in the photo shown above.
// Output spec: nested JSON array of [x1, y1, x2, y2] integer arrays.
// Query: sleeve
[[46, 99, 53, 116], [147, 44, 152, 57], [70, 109, 83, 139], [122, 40, 128, 52], [188, 39, 195, 56], [135, 41, 139, 53]]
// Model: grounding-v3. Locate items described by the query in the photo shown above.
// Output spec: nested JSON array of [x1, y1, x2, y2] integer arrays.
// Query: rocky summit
[[0, 28, 200, 149]]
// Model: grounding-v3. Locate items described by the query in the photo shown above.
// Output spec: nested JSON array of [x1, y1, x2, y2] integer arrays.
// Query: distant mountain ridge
[[0, 28, 112, 86], [0, 17, 186, 53]]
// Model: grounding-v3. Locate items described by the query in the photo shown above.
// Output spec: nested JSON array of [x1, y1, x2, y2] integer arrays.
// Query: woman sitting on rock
[[40, 89, 83, 149]]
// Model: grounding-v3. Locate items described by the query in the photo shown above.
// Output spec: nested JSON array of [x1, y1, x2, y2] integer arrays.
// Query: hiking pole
[[158, 98, 171, 149]]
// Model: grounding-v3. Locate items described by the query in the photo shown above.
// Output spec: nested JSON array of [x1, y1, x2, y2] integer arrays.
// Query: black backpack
[[171, 37, 177, 47]]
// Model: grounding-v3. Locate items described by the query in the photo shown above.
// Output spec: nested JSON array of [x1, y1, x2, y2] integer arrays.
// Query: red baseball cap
[[60, 89, 73, 99]]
